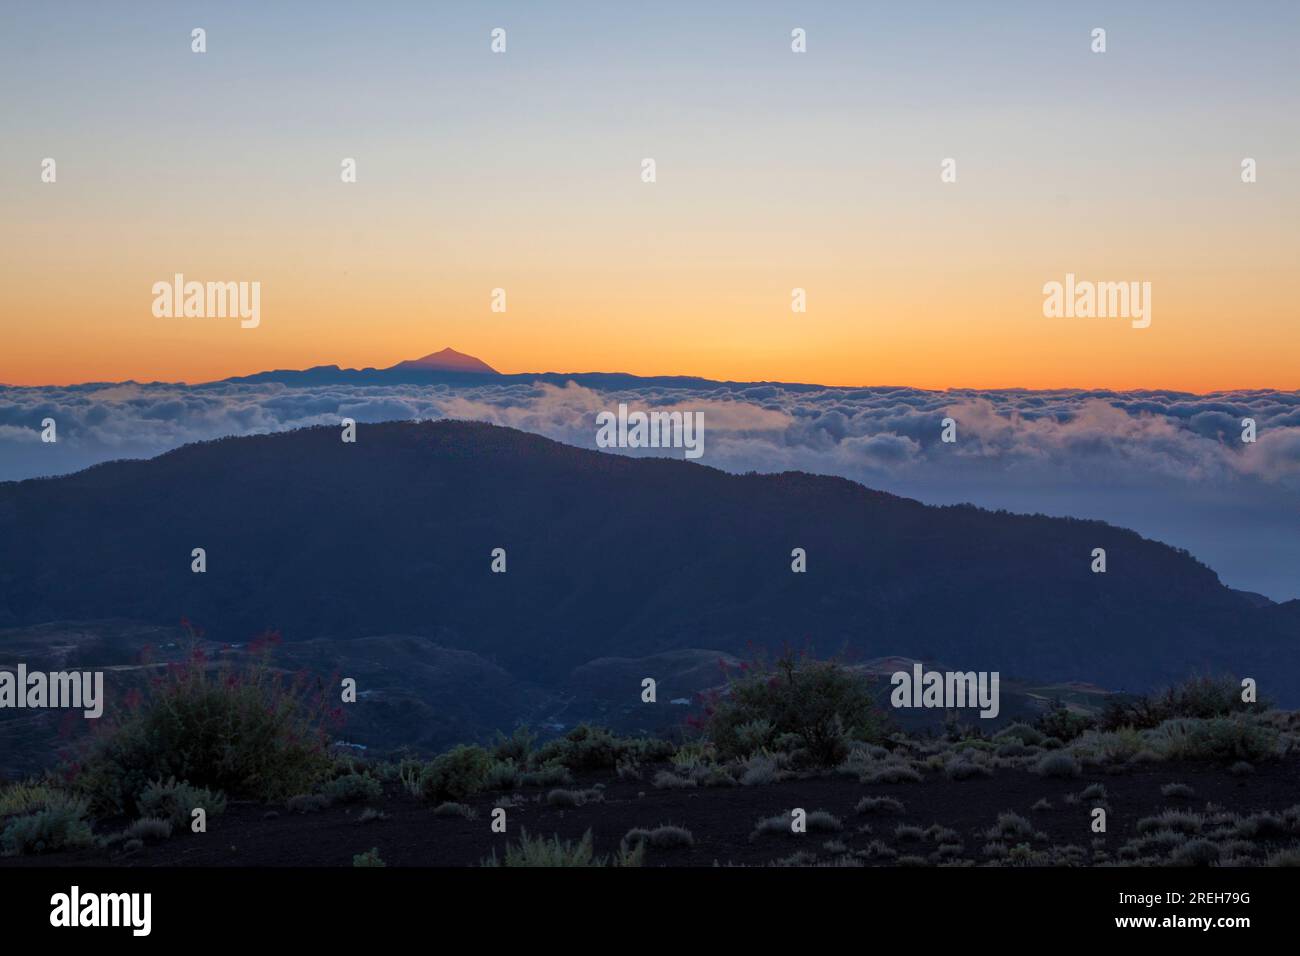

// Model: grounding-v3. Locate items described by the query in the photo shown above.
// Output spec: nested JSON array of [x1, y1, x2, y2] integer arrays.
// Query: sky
[[2, 0, 1298, 390]]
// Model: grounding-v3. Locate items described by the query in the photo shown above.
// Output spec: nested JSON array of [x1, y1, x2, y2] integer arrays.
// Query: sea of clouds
[[3, 378, 1299, 600]]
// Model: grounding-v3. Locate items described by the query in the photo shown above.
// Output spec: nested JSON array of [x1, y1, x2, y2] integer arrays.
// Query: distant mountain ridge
[[219, 347, 838, 392], [1, 420, 1296, 702], [388, 348, 498, 374]]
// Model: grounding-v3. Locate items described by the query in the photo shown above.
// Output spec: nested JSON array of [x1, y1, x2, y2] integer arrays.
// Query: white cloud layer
[[3, 378, 1298, 600]]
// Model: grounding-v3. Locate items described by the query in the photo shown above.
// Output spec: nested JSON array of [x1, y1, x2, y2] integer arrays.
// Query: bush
[[1172, 839, 1220, 867], [74, 634, 335, 814], [482, 828, 642, 867], [622, 825, 694, 850], [856, 796, 905, 815], [994, 723, 1045, 747], [531, 725, 671, 773], [1145, 717, 1277, 763], [482, 760, 521, 791], [1, 793, 94, 856], [1100, 676, 1262, 732], [702, 650, 885, 766], [0, 781, 62, 817], [125, 817, 172, 843], [320, 773, 382, 805], [865, 764, 923, 784], [1034, 752, 1081, 778], [137, 778, 227, 829], [353, 847, 385, 867], [418, 745, 493, 802], [1034, 701, 1094, 742], [492, 726, 536, 764]]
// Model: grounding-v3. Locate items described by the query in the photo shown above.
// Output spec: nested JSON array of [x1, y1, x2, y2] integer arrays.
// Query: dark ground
[[5, 756, 1298, 868]]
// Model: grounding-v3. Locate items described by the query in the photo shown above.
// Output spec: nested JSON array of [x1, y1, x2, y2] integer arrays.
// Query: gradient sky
[[2, 1, 1298, 389]]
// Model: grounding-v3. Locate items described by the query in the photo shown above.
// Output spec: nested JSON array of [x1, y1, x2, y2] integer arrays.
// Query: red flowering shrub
[[74, 625, 336, 813]]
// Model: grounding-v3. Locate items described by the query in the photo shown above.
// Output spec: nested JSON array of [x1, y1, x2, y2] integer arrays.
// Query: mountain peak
[[388, 348, 498, 374]]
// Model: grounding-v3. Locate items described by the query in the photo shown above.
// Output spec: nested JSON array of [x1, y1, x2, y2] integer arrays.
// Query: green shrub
[[482, 828, 642, 867], [353, 847, 385, 867], [1100, 676, 1263, 732], [994, 723, 1045, 747], [74, 636, 334, 814], [320, 773, 382, 805], [1034, 701, 1094, 742], [492, 726, 536, 764], [703, 651, 884, 766], [530, 725, 671, 773], [137, 778, 227, 829], [1034, 752, 1081, 778], [482, 760, 521, 791], [1, 793, 94, 856], [1145, 717, 1277, 763], [0, 780, 63, 817], [418, 745, 493, 802], [518, 763, 573, 788]]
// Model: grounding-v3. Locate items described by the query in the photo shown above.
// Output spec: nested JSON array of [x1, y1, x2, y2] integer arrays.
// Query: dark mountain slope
[[0, 421, 1293, 698]]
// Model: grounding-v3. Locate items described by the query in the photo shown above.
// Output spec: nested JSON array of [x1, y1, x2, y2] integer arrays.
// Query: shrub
[[1034, 701, 1094, 743], [856, 796, 905, 815], [482, 760, 521, 791], [545, 788, 602, 807], [518, 764, 573, 789], [482, 829, 641, 867], [1034, 752, 1081, 778], [994, 723, 1045, 747], [531, 725, 670, 773], [1136, 810, 1203, 836], [1145, 718, 1277, 763], [285, 793, 330, 814], [986, 812, 1035, 841], [137, 778, 227, 829], [946, 759, 992, 781], [1, 794, 94, 856], [353, 847, 385, 867], [1100, 676, 1263, 732], [1172, 839, 1220, 867], [739, 753, 779, 786], [357, 808, 386, 823], [864, 764, 922, 785], [74, 633, 335, 814], [432, 801, 476, 818], [0, 781, 62, 817], [651, 771, 696, 790], [703, 650, 885, 766], [125, 817, 172, 843], [623, 825, 694, 850], [320, 773, 382, 805], [1161, 783, 1195, 799], [492, 726, 536, 764], [418, 745, 493, 802]]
